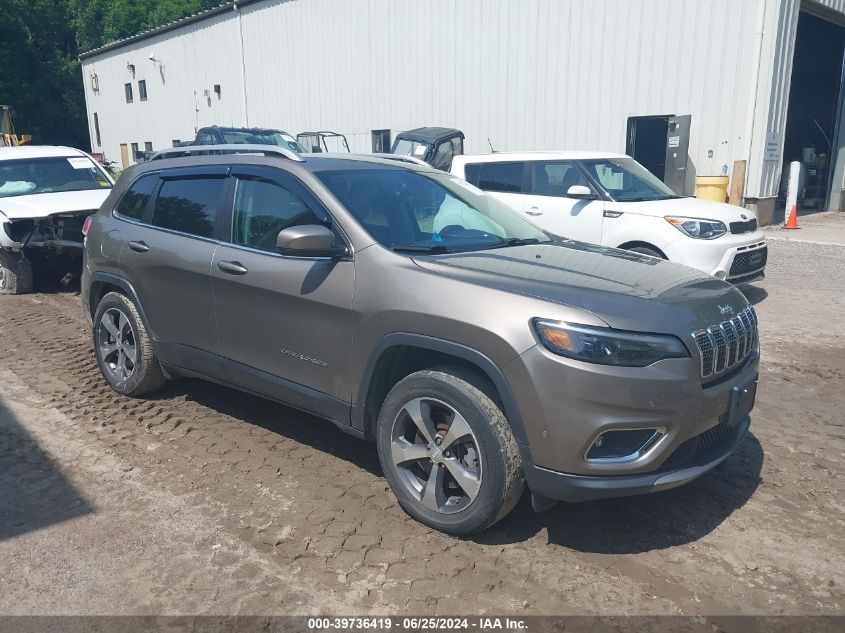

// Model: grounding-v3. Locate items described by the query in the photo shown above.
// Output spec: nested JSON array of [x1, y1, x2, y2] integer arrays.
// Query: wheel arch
[[88, 272, 154, 336], [616, 240, 668, 259], [353, 333, 528, 445]]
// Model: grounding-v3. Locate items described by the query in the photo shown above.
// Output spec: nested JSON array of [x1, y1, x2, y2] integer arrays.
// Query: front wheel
[[376, 367, 524, 535], [0, 250, 33, 295]]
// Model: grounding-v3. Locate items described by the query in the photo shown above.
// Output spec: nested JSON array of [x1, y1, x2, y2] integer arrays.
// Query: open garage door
[[783, 9, 845, 212]]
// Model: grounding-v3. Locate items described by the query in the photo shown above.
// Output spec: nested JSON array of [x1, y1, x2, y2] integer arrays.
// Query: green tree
[[1, 0, 223, 150]]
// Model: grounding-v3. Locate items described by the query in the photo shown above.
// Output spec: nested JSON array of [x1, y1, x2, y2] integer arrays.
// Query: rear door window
[[473, 162, 525, 193], [151, 177, 226, 238], [114, 174, 158, 220]]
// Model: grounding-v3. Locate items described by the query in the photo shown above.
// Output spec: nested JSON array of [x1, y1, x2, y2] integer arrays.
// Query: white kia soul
[[450, 152, 767, 283]]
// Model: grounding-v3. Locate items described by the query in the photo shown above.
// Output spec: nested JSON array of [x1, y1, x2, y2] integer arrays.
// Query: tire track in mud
[[1, 288, 842, 615]]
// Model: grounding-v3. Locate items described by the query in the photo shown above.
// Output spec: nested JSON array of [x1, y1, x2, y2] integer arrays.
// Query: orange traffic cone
[[784, 203, 799, 229]]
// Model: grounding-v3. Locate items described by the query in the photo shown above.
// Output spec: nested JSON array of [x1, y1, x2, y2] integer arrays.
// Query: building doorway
[[626, 114, 692, 195], [782, 9, 845, 211]]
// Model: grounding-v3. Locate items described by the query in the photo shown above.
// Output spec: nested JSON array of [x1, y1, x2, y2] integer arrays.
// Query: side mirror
[[276, 225, 346, 258], [566, 185, 595, 199]]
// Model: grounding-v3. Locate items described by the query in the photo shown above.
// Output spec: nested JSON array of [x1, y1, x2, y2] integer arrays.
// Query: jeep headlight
[[533, 319, 689, 367], [665, 216, 727, 239]]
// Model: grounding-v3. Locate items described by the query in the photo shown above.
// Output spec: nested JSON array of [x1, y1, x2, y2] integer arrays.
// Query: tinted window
[[232, 179, 323, 252], [529, 161, 589, 197], [464, 163, 482, 185], [115, 174, 157, 220], [475, 162, 524, 193], [151, 178, 224, 238], [139, 80, 147, 101]]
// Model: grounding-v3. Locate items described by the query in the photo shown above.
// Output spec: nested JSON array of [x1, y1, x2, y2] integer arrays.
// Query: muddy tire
[[0, 251, 34, 295], [376, 367, 524, 535], [93, 291, 166, 396]]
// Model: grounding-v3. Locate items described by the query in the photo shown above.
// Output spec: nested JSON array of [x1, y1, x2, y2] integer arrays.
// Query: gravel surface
[[0, 239, 842, 616]]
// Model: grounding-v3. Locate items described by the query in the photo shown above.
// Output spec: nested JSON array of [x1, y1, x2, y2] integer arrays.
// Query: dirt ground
[[0, 233, 843, 617]]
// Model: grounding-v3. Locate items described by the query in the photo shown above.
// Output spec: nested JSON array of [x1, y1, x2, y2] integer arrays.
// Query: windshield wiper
[[392, 244, 453, 254], [479, 237, 543, 250]]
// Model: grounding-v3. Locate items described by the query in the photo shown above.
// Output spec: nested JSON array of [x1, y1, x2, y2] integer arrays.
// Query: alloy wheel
[[390, 397, 482, 514], [97, 307, 138, 382]]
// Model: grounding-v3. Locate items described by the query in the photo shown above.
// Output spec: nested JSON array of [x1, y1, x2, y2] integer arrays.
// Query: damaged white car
[[0, 146, 113, 294]]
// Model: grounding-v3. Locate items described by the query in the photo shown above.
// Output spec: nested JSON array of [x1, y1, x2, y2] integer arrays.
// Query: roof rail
[[149, 144, 305, 162]]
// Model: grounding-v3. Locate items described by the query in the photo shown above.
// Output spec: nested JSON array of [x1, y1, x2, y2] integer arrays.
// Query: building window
[[139, 80, 147, 101], [125, 83, 133, 103], [144, 141, 153, 152], [372, 129, 391, 153], [131, 142, 139, 161], [93, 113, 101, 147]]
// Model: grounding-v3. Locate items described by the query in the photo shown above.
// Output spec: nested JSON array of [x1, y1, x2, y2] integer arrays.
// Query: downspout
[[742, 0, 767, 201], [234, 1, 250, 126]]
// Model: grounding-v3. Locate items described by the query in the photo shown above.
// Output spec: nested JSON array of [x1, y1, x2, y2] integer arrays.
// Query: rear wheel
[[0, 250, 34, 295], [376, 367, 524, 535], [93, 292, 165, 396]]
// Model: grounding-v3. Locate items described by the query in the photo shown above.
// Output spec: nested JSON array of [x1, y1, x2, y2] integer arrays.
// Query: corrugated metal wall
[[81, 10, 248, 163], [79, 0, 845, 200], [238, 0, 761, 188]]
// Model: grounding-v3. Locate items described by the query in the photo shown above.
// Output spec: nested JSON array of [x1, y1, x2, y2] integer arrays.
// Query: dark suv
[[81, 145, 758, 534]]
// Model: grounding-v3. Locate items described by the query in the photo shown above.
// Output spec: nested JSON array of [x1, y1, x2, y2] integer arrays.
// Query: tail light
[[82, 215, 93, 237]]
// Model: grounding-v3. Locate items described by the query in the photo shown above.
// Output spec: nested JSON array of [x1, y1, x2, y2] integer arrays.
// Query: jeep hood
[[0, 189, 111, 220], [412, 241, 749, 336]]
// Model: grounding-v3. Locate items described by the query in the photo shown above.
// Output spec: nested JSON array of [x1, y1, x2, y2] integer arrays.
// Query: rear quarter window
[[114, 174, 158, 220], [475, 162, 525, 193]]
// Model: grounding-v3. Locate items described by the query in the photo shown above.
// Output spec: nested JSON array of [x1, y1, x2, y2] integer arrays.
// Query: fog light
[[586, 429, 664, 463]]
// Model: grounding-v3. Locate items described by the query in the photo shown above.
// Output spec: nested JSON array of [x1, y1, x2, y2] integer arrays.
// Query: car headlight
[[533, 319, 689, 367], [665, 216, 726, 239]]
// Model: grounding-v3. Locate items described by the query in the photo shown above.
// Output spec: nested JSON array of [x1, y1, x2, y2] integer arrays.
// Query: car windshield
[[392, 139, 432, 160], [318, 168, 550, 253], [220, 130, 304, 152], [0, 156, 112, 198], [579, 157, 680, 202]]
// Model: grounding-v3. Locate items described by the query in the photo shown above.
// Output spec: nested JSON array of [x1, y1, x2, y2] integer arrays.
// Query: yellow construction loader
[[0, 105, 31, 147]]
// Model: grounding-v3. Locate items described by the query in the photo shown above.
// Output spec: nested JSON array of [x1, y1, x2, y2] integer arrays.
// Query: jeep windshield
[[579, 157, 681, 202], [0, 156, 112, 199], [318, 169, 550, 253]]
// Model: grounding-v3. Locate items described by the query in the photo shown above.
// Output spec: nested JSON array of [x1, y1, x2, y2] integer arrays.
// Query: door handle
[[525, 207, 543, 216], [217, 260, 249, 275], [127, 240, 149, 253]]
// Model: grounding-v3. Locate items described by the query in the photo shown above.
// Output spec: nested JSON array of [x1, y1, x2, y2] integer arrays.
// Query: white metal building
[[80, 0, 845, 222]]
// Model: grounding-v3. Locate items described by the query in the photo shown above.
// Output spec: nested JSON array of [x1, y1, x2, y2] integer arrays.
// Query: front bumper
[[504, 339, 758, 502], [662, 231, 767, 283], [524, 415, 749, 503]]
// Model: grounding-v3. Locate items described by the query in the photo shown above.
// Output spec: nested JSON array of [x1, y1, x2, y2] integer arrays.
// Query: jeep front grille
[[692, 306, 757, 379]]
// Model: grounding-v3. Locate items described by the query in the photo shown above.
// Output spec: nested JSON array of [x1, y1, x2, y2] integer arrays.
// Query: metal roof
[[78, 1, 267, 60]]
